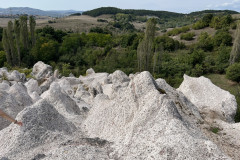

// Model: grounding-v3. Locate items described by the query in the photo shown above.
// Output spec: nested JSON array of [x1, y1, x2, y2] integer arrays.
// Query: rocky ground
[[0, 61, 239, 160]]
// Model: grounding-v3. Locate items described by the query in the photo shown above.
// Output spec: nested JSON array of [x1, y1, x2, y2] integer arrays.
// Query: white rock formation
[[41, 82, 81, 116], [8, 83, 33, 107], [31, 61, 53, 80], [25, 78, 41, 95], [0, 90, 23, 130], [83, 71, 230, 159], [0, 64, 239, 160], [0, 100, 77, 159], [178, 75, 237, 123], [7, 70, 26, 82]]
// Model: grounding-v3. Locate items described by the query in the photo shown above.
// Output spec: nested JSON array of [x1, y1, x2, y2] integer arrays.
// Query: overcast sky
[[0, 0, 240, 13]]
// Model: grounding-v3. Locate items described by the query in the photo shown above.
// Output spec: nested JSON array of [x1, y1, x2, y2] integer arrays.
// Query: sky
[[0, 0, 240, 13]]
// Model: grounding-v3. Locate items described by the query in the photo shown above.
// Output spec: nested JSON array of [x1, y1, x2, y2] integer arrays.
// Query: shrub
[[213, 30, 232, 47], [192, 20, 208, 30], [197, 32, 213, 51], [154, 35, 185, 51], [180, 32, 195, 41], [167, 26, 190, 36], [97, 19, 108, 23], [226, 63, 240, 82]]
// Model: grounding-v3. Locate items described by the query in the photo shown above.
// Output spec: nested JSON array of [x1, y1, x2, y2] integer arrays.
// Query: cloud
[[215, 0, 240, 8]]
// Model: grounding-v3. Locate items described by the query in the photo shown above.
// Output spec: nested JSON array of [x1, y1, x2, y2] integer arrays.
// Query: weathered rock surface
[[0, 100, 77, 159], [0, 62, 239, 160], [8, 83, 33, 107], [83, 71, 230, 159], [32, 61, 53, 81], [25, 78, 41, 95], [0, 90, 23, 130], [7, 70, 26, 82], [41, 82, 81, 116], [178, 75, 237, 123]]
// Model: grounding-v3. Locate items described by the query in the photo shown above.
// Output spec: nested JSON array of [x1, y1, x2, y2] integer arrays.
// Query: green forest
[[1, 9, 240, 121]]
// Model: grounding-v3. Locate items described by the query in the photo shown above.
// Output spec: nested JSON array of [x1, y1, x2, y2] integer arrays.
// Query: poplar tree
[[20, 15, 29, 49], [230, 21, 240, 64], [2, 29, 12, 65], [29, 15, 36, 46], [7, 21, 17, 65], [14, 19, 21, 66], [137, 18, 157, 71]]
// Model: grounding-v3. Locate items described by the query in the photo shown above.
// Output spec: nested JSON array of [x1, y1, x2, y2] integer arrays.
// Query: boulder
[[111, 70, 130, 84], [58, 79, 74, 97], [86, 68, 95, 75], [25, 78, 41, 95], [7, 70, 26, 82], [31, 61, 52, 81], [178, 75, 237, 123]]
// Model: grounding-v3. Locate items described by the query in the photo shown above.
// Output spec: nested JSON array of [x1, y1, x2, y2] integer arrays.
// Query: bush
[[154, 35, 185, 51], [167, 26, 190, 36], [226, 63, 240, 82], [180, 32, 195, 41], [192, 20, 208, 30], [213, 30, 232, 47], [97, 19, 108, 23], [197, 32, 213, 51]]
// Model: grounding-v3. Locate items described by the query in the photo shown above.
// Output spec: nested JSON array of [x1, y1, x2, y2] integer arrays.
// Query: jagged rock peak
[[178, 74, 237, 123]]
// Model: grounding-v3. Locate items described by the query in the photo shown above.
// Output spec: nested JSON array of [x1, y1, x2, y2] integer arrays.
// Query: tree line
[[2, 15, 36, 66]]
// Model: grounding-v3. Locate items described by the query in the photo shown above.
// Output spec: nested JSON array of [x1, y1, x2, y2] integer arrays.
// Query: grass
[[210, 127, 220, 134], [205, 74, 240, 122]]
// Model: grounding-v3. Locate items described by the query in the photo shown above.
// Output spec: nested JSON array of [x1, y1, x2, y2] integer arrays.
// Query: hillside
[[83, 7, 238, 18]]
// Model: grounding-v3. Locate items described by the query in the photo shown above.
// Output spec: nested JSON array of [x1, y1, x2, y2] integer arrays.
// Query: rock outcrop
[[178, 75, 237, 123], [0, 61, 239, 160], [31, 61, 53, 81]]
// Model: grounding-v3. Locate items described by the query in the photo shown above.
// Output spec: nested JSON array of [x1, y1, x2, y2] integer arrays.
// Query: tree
[[2, 29, 12, 65], [7, 21, 17, 65], [0, 51, 6, 67], [14, 19, 21, 66], [29, 15, 36, 46], [20, 15, 29, 49], [230, 22, 240, 64], [137, 18, 157, 71]]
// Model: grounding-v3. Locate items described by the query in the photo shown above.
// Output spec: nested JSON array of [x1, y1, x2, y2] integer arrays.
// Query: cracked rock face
[[178, 75, 237, 123], [0, 62, 239, 160]]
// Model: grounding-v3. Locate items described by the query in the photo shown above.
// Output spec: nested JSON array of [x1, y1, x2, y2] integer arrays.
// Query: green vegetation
[[167, 26, 190, 36], [210, 127, 220, 134], [226, 63, 240, 82], [180, 32, 195, 41]]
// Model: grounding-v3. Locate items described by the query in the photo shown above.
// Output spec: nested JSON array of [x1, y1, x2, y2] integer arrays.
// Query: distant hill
[[0, 7, 83, 17], [189, 10, 239, 16], [82, 7, 184, 19], [82, 7, 239, 18]]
